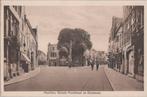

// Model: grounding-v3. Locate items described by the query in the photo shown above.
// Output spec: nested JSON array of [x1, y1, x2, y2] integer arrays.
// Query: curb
[[104, 66, 116, 91], [4, 67, 40, 86], [104, 66, 144, 91]]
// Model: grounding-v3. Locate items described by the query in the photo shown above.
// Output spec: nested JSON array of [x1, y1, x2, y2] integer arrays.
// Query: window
[[141, 8, 144, 26], [22, 19, 24, 31], [137, 9, 141, 27], [50, 52, 57, 58], [13, 19, 17, 36], [19, 6, 22, 17], [8, 16, 11, 36], [52, 47, 55, 50], [50, 52, 53, 57], [131, 15, 135, 25], [4, 41, 7, 58], [54, 53, 57, 57], [16, 22, 19, 34]]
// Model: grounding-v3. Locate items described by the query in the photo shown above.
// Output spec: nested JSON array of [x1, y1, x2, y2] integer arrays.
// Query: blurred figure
[[96, 58, 99, 70], [90, 58, 94, 70]]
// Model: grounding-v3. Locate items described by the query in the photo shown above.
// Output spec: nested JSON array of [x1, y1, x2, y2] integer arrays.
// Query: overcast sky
[[25, 6, 123, 54]]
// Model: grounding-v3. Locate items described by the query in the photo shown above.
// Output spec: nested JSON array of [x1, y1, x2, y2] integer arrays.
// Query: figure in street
[[96, 58, 99, 70], [90, 58, 94, 70]]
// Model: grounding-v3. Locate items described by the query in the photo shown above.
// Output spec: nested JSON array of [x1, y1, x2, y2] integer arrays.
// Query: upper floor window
[[52, 47, 55, 50], [131, 13, 135, 25], [140, 8, 144, 26], [50, 52, 57, 57]]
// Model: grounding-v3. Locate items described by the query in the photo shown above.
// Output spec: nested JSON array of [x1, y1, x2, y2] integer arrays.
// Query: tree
[[57, 28, 92, 65], [57, 28, 74, 58]]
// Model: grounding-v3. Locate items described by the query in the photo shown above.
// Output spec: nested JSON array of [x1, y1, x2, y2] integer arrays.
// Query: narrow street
[[5, 65, 113, 91]]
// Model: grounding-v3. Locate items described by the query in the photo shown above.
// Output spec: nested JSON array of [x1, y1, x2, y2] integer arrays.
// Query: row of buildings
[[108, 6, 144, 81], [4, 6, 38, 81], [47, 43, 107, 66]]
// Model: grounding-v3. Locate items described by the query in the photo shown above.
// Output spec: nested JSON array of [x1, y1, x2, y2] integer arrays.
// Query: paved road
[[5, 65, 113, 91]]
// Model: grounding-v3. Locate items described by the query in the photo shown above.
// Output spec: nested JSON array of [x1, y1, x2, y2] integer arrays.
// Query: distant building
[[89, 49, 97, 59], [47, 43, 59, 66], [96, 51, 107, 64], [32, 28, 38, 66], [38, 50, 47, 65], [108, 16, 123, 70], [87, 50, 107, 65], [21, 15, 38, 70]]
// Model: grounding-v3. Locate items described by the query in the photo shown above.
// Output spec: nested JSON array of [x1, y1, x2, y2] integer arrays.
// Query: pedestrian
[[23, 61, 29, 73], [87, 58, 90, 66], [66, 60, 71, 68], [90, 58, 94, 70], [96, 59, 99, 70]]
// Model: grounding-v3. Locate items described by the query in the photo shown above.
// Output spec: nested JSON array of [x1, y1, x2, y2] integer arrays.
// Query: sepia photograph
[[0, 0, 146, 96]]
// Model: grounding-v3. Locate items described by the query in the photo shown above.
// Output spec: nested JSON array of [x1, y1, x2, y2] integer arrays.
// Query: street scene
[[3, 6, 144, 91]]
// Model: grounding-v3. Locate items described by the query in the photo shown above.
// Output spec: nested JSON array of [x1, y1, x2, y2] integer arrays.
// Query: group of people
[[88, 58, 100, 71]]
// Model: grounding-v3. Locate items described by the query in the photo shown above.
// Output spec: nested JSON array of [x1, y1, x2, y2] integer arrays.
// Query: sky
[[25, 6, 123, 54]]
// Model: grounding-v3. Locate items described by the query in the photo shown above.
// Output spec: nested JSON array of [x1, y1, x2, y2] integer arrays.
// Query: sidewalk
[[4, 67, 40, 86], [104, 65, 144, 91]]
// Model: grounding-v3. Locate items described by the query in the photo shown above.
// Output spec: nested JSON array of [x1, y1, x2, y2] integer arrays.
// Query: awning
[[21, 53, 31, 63]]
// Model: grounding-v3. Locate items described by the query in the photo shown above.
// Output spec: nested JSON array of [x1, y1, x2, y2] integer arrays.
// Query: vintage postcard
[[0, 0, 146, 97]]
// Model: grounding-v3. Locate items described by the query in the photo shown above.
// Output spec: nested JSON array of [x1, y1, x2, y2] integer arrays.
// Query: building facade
[[108, 6, 144, 81], [4, 6, 24, 80], [122, 6, 144, 80], [108, 16, 123, 71], [47, 43, 59, 66], [21, 16, 38, 71], [96, 51, 107, 64], [4, 6, 38, 81]]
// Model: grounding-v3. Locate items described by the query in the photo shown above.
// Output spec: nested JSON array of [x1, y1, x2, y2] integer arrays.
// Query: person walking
[[96, 58, 99, 70], [90, 58, 94, 70]]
